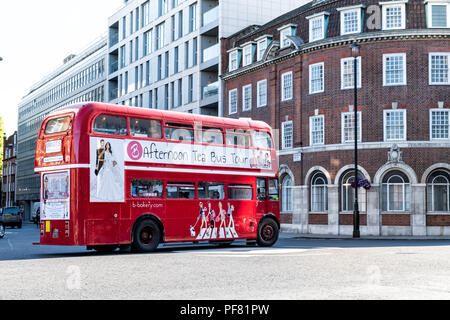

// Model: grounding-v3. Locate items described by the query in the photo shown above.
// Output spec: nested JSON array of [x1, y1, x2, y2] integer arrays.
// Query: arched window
[[311, 172, 328, 212], [381, 170, 411, 211], [427, 170, 450, 212], [341, 171, 367, 212], [281, 175, 293, 212]]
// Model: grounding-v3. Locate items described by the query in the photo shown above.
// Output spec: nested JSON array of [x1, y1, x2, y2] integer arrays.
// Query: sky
[[0, 0, 124, 137]]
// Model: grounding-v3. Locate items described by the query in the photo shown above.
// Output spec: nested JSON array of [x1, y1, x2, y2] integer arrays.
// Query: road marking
[[7, 239, 14, 251]]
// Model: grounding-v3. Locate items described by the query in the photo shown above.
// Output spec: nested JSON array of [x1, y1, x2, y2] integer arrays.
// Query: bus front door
[[256, 178, 267, 219]]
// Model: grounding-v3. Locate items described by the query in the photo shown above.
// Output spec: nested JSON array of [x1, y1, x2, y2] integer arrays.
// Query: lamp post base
[[353, 210, 360, 238]]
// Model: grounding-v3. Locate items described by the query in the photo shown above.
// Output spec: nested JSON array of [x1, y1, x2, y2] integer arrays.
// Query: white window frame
[[341, 57, 362, 89], [306, 12, 329, 42], [281, 175, 293, 212], [383, 109, 407, 141], [242, 44, 253, 67], [242, 84, 252, 112], [341, 111, 362, 143], [310, 172, 328, 213], [429, 52, 450, 85], [426, 1, 450, 28], [256, 37, 269, 61], [310, 115, 325, 146], [278, 25, 295, 49], [429, 108, 450, 140], [281, 71, 293, 101], [337, 6, 364, 35], [381, 1, 408, 30], [382, 171, 411, 212], [281, 120, 293, 149], [156, 22, 165, 50], [383, 53, 407, 86], [257, 79, 267, 108], [309, 62, 325, 94], [228, 88, 238, 115], [427, 171, 450, 212], [228, 50, 239, 71]]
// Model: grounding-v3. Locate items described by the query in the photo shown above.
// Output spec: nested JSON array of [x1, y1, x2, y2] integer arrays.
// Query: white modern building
[[106, 0, 304, 116], [16, 36, 107, 220]]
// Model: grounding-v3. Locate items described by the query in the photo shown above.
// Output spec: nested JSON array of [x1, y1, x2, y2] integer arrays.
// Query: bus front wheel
[[256, 218, 279, 247], [132, 219, 161, 252]]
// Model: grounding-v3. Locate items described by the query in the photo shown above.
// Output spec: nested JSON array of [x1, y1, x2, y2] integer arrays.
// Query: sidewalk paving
[[279, 231, 450, 240]]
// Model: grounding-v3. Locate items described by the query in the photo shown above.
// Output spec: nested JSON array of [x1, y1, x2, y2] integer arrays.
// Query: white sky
[[0, 0, 124, 137]]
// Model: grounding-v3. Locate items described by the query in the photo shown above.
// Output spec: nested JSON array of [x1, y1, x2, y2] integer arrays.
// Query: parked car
[[1, 207, 22, 228], [0, 208, 4, 238]]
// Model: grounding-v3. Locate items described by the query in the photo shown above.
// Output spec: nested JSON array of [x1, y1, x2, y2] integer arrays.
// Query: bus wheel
[[132, 219, 160, 252], [256, 218, 279, 247]]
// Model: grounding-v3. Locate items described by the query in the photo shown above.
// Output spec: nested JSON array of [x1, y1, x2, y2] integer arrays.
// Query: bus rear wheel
[[256, 218, 279, 247], [132, 219, 160, 252]]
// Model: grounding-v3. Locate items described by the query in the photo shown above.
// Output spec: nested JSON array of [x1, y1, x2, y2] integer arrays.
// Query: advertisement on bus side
[[125, 140, 272, 170], [90, 137, 125, 203]]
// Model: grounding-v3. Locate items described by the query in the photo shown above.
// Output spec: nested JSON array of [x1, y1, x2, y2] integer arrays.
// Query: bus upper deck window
[[253, 131, 273, 149], [93, 115, 127, 135], [45, 116, 71, 134], [226, 129, 251, 147], [196, 127, 223, 144], [130, 118, 162, 139], [165, 123, 194, 142]]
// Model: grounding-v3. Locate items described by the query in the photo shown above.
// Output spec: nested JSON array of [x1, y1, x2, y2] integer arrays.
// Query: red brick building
[[221, 0, 450, 236], [2, 132, 17, 208]]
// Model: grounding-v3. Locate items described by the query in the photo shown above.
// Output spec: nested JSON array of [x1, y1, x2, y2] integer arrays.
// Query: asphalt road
[[1, 223, 450, 300]]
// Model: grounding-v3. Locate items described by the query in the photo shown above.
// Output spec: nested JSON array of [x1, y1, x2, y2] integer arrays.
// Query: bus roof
[[54, 102, 272, 131]]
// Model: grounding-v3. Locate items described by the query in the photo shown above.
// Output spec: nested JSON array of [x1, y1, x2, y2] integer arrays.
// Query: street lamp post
[[350, 40, 360, 239]]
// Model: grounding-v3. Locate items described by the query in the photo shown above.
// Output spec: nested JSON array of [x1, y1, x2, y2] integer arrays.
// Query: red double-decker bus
[[35, 102, 280, 252]]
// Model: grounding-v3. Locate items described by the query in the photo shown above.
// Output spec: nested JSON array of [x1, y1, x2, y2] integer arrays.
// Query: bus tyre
[[132, 219, 160, 252], [257, 218, 279, 247]]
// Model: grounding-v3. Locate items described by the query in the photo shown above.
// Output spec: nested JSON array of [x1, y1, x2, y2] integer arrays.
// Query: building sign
[[125, 140, 272, 170]]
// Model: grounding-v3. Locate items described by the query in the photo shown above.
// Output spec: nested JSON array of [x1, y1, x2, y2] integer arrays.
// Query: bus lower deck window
[[268, 178, 279, 200], [198, 182, 225, 199], [132, 180, 163, 198], [227, 184, 253, 200], [166, 182, 195, 199]]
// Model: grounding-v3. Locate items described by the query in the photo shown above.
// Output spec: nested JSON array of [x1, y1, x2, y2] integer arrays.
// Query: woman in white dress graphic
[[96, 142, 123, 201]]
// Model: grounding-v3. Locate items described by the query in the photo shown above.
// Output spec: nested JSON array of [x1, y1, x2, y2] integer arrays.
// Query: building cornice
[[221, 29, 450, 81], [278, 140, 450, 157]]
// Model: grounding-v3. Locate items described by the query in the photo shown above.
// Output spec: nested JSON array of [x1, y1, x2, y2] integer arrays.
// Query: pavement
[[279, 230, 450, 241]]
